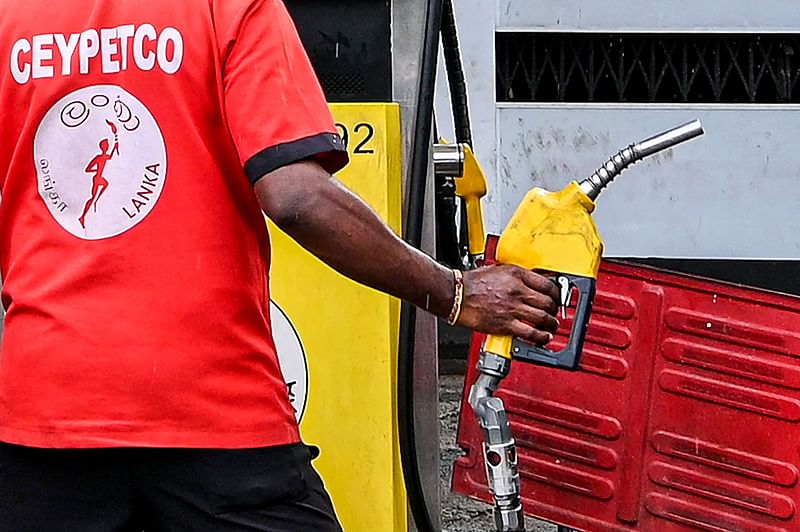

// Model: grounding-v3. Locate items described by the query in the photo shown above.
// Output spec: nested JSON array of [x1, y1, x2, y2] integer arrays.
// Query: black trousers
[[0, 441, 343, 532]]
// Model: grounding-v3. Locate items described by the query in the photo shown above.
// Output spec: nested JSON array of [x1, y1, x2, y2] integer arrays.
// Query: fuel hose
[[437, 0, 473, 266], [398, 0, 444, 530], [441, 0, 472, 148]]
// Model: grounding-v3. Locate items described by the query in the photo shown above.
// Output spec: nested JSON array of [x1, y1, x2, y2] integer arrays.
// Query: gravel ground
[[439, 374, 557, 532]]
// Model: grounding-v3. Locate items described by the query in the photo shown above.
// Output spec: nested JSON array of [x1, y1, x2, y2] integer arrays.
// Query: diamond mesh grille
[[497, 33, 800, 103]]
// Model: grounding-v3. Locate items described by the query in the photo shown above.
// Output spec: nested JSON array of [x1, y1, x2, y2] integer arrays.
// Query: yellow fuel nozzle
[[433, 142, 488, 262], [472, 120, 706, 532], [456, 145, 487, 260], [484, 119, 705, 365]]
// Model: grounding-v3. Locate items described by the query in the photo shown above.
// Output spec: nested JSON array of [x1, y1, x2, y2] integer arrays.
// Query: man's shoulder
[[212, 0, 270, 27]]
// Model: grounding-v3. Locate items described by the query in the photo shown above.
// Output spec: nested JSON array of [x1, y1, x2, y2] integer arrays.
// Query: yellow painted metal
[[495, 182, 602, 278], [268, 103, 406, 532], [454, 145, 488, 258], [482, 182, 604, 359]]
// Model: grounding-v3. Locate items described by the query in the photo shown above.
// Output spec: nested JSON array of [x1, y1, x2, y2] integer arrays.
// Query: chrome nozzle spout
[[578, 119, 704, 200], [635, 119, 705, 159]]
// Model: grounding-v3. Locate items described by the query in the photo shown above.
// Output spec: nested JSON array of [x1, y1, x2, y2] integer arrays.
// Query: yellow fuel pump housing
[[268, 103, 407, 532]]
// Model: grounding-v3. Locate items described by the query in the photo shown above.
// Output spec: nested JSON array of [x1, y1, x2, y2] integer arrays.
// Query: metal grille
[[497, 33, 800, 103], [319, 72, 367, 98]]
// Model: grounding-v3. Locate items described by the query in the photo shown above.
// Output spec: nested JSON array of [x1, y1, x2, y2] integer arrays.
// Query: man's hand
[[255, 160, 559, 344], [457, 265, 560, 345]]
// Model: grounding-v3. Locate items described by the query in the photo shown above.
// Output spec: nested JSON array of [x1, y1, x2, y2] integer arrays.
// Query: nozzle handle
[[579, 119, 704, 200]]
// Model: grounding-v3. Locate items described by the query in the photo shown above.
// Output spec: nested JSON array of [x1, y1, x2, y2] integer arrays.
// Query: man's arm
[[255, 160, 559, 344]]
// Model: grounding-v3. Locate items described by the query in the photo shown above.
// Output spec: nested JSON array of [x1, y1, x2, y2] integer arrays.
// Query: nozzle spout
[[579, 119, 704, 200], [635, 119, 705, 159]]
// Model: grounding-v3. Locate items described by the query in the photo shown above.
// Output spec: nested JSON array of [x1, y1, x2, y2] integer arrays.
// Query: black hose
[[441, 0, 472, 147], [440, 0, 472, 262], [398, 0, 443, 530]]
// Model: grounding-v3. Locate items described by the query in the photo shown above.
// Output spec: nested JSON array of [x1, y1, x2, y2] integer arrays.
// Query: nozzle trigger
[[556, 276, 572, 320]]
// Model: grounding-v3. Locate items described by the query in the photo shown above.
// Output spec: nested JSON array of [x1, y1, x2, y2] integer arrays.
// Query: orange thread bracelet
[[446, 269, 464, 326]]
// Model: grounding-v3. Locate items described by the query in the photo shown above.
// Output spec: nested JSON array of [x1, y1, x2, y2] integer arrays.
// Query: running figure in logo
[[78, 120, 119, 228]]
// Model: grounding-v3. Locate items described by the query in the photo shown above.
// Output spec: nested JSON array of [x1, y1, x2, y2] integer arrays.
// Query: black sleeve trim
[[244, 132, 350, 184]]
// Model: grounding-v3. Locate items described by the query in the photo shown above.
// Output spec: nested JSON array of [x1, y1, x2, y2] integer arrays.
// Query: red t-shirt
[[0, 0, 347, 448]]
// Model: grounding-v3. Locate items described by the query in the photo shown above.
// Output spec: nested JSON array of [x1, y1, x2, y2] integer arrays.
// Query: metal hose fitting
[[470, 352, 525, 532]]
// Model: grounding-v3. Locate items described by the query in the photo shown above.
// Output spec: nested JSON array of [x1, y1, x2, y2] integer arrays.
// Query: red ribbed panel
[[453, 259, 800, 531]]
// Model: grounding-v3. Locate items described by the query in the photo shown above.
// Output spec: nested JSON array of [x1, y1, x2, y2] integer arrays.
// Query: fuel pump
[[459, 120, 705, 531]]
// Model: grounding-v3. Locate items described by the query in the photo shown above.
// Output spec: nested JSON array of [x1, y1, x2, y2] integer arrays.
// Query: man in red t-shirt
[[0, 0, 559, 529]]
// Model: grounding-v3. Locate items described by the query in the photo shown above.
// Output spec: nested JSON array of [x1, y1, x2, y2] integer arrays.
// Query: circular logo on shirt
[[270, 301, 309, 423], [33, 84, 167, 240]]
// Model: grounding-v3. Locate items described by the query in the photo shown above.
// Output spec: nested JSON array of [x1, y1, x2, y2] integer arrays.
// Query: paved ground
[[439, 373, 557, 532]]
